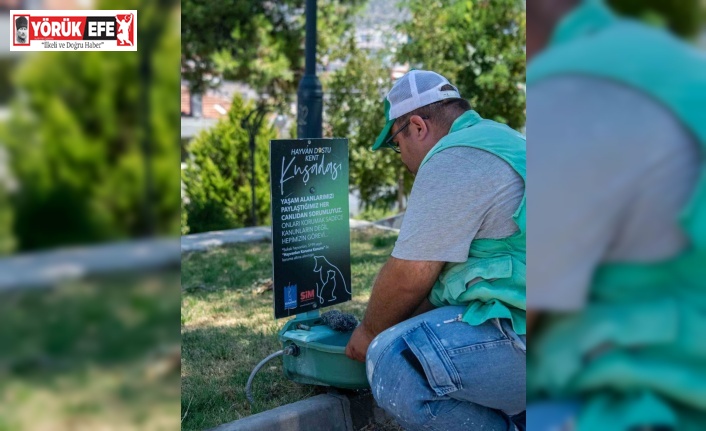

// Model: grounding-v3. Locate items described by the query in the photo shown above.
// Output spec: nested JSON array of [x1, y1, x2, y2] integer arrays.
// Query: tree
[[398, 0, 526, 130], [181, 0, 368, 225], [1, 0, 180, 250], [181, 0, 366, 100], [325, 38, 412, 212], [325, 0, 526, 212], [182, 0, 295, 96], [182, 95, 276, 233]]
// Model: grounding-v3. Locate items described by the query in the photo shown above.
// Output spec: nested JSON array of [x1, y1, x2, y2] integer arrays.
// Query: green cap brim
[[371, 99, 393, 151], [372, 119, 394, 151]]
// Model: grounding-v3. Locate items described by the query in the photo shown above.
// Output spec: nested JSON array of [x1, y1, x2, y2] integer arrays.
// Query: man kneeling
[[345, 70, 526, 431]]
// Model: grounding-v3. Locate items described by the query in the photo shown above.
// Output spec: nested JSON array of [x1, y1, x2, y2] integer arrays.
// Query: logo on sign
[[300, 289, 315, 302], [10, 10, 137, 51], [284, 283, 298, 310]]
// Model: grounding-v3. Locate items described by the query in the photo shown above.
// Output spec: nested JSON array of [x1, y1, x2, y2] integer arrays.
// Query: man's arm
[[345, 256, 444, 362], [410, 297, 436, 317]]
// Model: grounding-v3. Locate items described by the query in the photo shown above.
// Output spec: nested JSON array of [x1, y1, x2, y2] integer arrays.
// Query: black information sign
[[270, 138, 351, 318]]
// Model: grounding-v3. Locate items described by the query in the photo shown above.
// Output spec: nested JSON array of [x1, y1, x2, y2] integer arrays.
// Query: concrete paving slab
[[207, 394, 354, 431]]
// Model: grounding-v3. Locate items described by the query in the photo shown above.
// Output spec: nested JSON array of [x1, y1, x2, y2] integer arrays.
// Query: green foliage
[[398, 0, 526, 130], [182, 0, 528, 219], [325, 40, 411, 211], [0, 59, 16, 104], [372, 233, 398, 248], [181, 201, 190, 235], [181, 0, 295, 95], [181, 0, 371, 229], [0, 133, 14, 255], [317, 0, 368, 69], [608, 0, 701, 38], [1, 0, 180, 250], [182, 95, 276, 233], [326, 0, 526, 211], [354, 205, 397, 223], [181, 0, 366, 102], [0, 186, 14, 255]]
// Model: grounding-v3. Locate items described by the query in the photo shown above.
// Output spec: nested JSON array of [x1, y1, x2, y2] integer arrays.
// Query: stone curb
[[206, 394, 354, 431], [206, 391, 392, 431]]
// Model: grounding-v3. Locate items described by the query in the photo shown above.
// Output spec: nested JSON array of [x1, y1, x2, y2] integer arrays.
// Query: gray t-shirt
[[392, 146, 524, 263], [527, 76, 700, 310]]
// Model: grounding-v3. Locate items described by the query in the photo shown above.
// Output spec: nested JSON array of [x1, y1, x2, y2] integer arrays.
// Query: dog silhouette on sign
[[312, 256, 349, 304]]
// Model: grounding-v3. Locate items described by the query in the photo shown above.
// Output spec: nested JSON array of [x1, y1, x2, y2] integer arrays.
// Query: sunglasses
[[385, 116, 430, 153]]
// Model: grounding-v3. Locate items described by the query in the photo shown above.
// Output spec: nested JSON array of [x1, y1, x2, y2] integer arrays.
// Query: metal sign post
[[297, 0, 323, 139]]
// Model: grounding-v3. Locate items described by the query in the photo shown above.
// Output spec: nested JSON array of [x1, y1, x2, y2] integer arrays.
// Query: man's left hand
[[345, 323, 376, 362]]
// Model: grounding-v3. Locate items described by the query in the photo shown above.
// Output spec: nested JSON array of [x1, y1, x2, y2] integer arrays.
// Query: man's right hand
[[345, 323, 376, 362]]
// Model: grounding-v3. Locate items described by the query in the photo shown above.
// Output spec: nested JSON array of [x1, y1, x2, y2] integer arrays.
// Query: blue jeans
[[366, 306, 526, 431], [526, 401, 580, 430]]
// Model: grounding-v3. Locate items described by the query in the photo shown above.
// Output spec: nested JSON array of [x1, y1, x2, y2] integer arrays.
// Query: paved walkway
[[181, 218, 401, 252], [181, 226, 272, 252], [0, 238, 179, 291], [0, 216, 403, 291]]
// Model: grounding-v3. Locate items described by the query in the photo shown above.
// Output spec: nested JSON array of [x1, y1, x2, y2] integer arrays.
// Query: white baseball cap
[[372, 70, 461, 151]]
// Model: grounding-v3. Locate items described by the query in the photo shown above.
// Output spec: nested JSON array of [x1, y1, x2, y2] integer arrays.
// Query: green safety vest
[[527, 0, 706, 429], [420, 110, 527, 335]]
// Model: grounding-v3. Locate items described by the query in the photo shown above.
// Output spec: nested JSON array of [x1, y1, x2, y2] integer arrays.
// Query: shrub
[[182, 95, 275, 233]]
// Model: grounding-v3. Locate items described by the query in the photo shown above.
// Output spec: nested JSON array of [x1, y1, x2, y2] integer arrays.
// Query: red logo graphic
[[25, 17, 87, 42], [300, 289, 315, 301], [115, 13, 134, 46]]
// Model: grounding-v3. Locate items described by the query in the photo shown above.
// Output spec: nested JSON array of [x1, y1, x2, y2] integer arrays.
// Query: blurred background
[[0, 0, 181, 429], [527, 0, 706, 429], [10, 0, 706, 428]]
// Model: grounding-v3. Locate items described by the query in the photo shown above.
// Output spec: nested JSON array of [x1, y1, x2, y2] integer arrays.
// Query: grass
[[181, 228, 401, 431], [0, 271, 181, 431]]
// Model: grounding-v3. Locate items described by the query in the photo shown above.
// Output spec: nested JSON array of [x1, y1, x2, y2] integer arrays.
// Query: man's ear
[[409, 115, 429, 139]]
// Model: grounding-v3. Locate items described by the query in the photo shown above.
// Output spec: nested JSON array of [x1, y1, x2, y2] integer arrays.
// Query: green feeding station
[[244, 138, 368, 405], [270, 136, 367, 390], [244, 1, 367, 405]]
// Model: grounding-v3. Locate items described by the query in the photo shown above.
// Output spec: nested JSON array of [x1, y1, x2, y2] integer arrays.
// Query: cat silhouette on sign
[[312, 256, 349, 304]]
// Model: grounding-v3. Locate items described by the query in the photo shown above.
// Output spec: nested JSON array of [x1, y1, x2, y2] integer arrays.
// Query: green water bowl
[[278, 316, 369, 389]]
